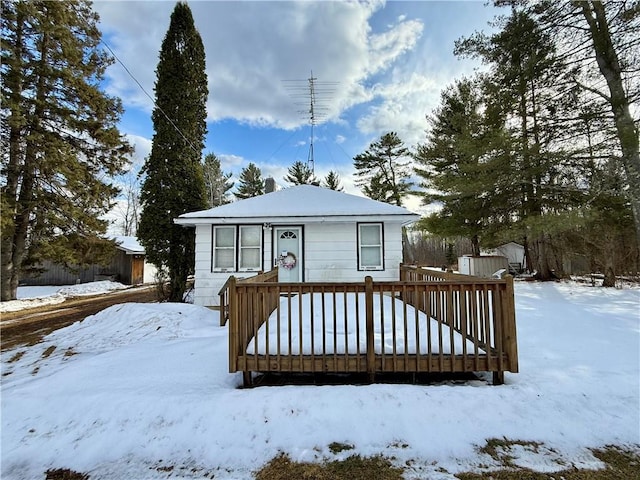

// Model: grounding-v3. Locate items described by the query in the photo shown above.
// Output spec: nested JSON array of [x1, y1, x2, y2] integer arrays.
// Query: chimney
[[265, 177, 276, 193]]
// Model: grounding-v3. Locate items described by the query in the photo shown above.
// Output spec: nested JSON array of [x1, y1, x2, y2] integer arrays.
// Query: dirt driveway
[[0, 287, 158, 352]]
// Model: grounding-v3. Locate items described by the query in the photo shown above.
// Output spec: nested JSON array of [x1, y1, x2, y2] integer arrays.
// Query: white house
[[174, 185, 420, 307]]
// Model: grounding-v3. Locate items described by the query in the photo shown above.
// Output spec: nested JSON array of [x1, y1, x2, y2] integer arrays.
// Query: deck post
[[503, 275, 519, 373], [228, 276, 238, 373], [365, 276, 375, 382]]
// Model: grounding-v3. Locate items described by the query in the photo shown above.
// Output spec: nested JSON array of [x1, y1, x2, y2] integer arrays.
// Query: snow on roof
[[112, 236, 145, 254], [176, 185, 419, 224]]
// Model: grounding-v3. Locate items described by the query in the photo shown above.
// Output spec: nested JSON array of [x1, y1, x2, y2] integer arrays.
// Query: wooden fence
[[222, 265, 518, 386]]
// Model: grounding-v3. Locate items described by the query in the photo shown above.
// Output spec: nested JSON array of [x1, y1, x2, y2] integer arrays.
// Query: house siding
[[192, 221, 405, 307], [193, 224, 274, 307], [303, 222, 402, 282]]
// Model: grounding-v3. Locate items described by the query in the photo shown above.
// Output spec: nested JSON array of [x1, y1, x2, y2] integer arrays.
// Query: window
[[358, 223, 383, 270], [212, 225, 262, 272], [213, 226, 236, 271], [239, 226, 262, 271]]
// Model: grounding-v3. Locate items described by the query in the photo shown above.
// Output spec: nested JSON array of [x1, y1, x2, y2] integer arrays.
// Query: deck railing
[[218, 268, 278, 326], [223, 266, 517, 386]]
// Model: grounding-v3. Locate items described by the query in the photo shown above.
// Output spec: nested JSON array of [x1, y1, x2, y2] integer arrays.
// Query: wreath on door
[[278, 252, 297, 270]]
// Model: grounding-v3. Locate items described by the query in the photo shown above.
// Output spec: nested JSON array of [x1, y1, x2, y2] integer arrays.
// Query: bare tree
[[113, 170, 140, 236]]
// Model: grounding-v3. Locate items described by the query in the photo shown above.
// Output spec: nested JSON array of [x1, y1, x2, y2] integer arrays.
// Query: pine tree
[[414, 78, 503, 256], [138, 2, 208, 302], [235, 163, 264, 199], [353, 132, 413, 206], [456, 9, 583, 279], [284, 160, 318, 186], [203, 153, 233, 208], [0, 0, 131, 301], [323, 170, 344, 191]]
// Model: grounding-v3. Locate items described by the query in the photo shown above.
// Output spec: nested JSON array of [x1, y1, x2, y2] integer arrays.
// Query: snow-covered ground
[[0, 281, 129, 313], [1, 281, 638, 479]]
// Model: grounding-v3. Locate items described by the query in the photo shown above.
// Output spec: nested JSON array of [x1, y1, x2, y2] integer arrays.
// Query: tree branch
[[574, 80, 611, 102]]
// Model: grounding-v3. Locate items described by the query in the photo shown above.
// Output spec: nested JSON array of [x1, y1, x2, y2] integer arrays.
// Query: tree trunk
[[532, 233, 555, 281], [1, 7, 25, 302], [471, 234, 480, 256], [602, 266, 616, 287], [580, 1, 640, 246], [2, 8, 49, 301]]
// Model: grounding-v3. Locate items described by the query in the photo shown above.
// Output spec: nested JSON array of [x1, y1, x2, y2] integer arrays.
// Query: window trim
[[212, 225, 237, 272], [238, 225, 263, 272], [357, 222, 384, 271]]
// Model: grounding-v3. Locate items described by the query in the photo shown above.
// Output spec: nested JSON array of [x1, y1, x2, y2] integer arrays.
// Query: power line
[[100, 39, 201, 155]]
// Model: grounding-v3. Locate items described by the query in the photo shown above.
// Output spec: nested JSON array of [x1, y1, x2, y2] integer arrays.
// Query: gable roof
[[113, 236, 145, 255], [175, 185, 419, 226]]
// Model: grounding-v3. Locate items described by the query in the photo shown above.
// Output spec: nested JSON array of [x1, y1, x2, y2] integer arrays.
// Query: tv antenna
[[284, 72, 338, 174]]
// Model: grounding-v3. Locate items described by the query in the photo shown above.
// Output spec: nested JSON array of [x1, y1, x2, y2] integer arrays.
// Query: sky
[[93, 0, 503, 218]]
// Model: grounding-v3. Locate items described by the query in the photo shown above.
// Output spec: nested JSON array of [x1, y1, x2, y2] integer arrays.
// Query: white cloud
[[335, 135, 346, 144], [96, 2, 174, 112], [356, 72, 441, 147], [125, 134, 152, 170], [95, 1, 424, 130], [217, 154, 245, 170], [366, 19, 423, 76]]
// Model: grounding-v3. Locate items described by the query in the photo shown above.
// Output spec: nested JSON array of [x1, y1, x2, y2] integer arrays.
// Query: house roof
[[175, 185, 420, 226], [113, 236, 145, 255]]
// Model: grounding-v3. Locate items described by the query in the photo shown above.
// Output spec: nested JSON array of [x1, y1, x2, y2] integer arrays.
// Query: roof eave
[[175, 213, 420, 227]]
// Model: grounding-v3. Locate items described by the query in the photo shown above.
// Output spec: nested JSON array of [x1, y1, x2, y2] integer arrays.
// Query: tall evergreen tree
[[284, 160, 318, 186], [203, 153, 233, 208], [456, 9, 582, 279], [0, 0, 131, 301], [234, 163, 264, 199], [138, 2, 208, 302], [323, 170, 344, 191], [353, 132, 413, 206], [414, 78, 508, 256]]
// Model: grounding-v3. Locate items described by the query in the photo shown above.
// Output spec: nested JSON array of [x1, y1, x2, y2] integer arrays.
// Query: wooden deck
[[220, 265, 518, 386]]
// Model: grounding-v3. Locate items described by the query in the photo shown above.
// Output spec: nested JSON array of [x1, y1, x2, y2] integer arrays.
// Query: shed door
[[131, 256, 144, 285], [275, 227, 302, 282]]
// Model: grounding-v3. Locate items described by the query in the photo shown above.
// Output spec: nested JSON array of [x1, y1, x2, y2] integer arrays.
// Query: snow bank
[[1, 282, 639, 479], [0, 281, 128, 313]]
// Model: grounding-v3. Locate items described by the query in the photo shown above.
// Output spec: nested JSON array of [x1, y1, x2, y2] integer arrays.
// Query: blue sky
[[94, 0, 502, 216]]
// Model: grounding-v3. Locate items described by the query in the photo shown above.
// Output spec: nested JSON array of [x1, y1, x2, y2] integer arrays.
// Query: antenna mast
[[284, 71, 337, 174]]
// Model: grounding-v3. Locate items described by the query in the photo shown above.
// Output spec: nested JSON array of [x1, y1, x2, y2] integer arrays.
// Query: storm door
[[275, 227, 302, 282]]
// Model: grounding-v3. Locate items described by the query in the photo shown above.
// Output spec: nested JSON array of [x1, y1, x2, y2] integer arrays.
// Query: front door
[[275, 227, 302, 282]]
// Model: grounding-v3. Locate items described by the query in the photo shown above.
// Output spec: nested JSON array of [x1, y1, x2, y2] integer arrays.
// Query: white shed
[[175, 185, 419, 307], [458, 255, 509, 278], [482, 242, 525, 273]]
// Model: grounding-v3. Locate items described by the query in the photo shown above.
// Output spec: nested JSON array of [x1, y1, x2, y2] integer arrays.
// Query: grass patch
[[8, 350, 26, 363], [255, 453, 403, 480], [328, 442, 354, 454], [45, 468, 89, 480], [478, 437, 543, 468], [456, 445, 640, 480], [42, 345, 57, 358], [64, 347, 78, 358]]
